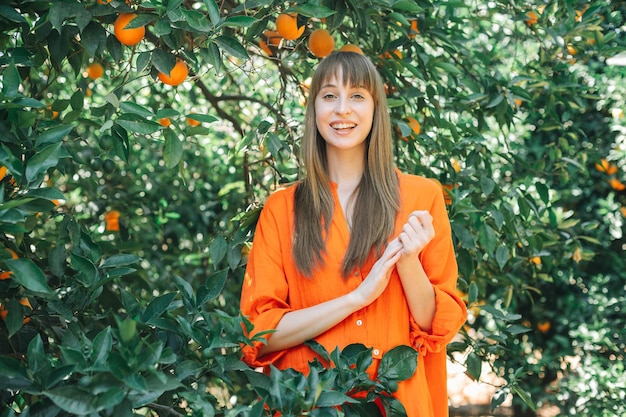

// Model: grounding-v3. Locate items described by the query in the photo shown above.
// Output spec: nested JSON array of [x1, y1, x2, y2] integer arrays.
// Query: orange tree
[[1, 0, 625, 416]]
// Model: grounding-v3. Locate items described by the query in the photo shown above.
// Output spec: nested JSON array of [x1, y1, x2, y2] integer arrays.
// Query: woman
[[240, 51, 467, 417]]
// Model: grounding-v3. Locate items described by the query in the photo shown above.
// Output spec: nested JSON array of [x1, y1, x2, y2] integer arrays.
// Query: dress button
[[353, 271, 359, 277], [356, 319, 363, 326], [373, 349, 380, 356]]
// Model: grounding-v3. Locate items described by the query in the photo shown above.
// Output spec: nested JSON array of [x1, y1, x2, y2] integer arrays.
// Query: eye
[[321, 92, 337, 100]]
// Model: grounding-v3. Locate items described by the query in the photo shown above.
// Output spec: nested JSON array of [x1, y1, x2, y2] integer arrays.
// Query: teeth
[[331, 123, 355, 129]]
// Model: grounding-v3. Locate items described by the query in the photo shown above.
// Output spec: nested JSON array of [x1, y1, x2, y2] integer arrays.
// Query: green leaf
[[120, 288, 141, 319], [5, 259, 54, 297], [70, 252, 99, 289], [466, 351, 482, 381], [186, 113, 217, 123], [209, 235, 228, 265], [151, 49, 176, 75], [181, 8, 214, 32], [478, 224, 497, 255], [25, 142, 62, 185], [91, 327, 113, 369], [511, 385, 536, 411], [35, 124, 74, 147], [163, 129, 183, 169], [214, 35, 249, 60], [393, 1, 425, 13], [202, 269, 228, 301], [49, 245, 67, 277], [25, 187, 66, 201], [495, 245, 509, 270], [204, 0, 221, 26], [44, 386, 99, 415], [120, 102, 156, 118], [292, 4, 336, 18], [0, 5, 26, 23], [118, 317, 137, 343], [81, 21, 107, 57], [377, 345, 418, 382], [116, 114, 161, 135], [0, 356, 29, 380], [2, 64, 21, 98], [468, 281, 479, 305], [506, 324, 532, 335], [315, 390, 358, 407], [223, 15, 257, 28], [433, 60, 462, 75], [100, 254, 141, 268], [479, 175, 496, 196], [142, 292, 178, 324]]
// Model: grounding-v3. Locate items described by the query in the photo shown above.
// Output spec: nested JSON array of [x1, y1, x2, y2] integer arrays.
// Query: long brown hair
[[293, 51, 400, 277]]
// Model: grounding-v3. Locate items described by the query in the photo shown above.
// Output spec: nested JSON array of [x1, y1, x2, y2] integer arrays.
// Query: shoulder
[[262, 182, 299, 213], [396, 169, 442, 196]]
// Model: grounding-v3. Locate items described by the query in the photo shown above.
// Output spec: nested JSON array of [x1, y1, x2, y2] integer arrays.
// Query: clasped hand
[[352, 210, 434, 307]]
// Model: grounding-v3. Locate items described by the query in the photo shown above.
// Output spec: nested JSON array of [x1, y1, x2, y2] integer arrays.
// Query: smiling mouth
[[331, 122, 356, 131]]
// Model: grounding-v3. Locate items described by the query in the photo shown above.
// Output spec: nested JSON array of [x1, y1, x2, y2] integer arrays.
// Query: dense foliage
[[1, 0, 625, 416]]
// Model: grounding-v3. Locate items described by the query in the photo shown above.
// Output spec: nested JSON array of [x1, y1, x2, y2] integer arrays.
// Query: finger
[[411, 211, 435, 237]]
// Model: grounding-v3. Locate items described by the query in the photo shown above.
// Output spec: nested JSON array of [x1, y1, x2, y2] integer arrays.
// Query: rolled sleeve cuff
[[410, 286, 467, 355], [241, 308, 292, 368]]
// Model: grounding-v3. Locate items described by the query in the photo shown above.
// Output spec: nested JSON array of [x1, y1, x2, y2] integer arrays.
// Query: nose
[[334, 96, 351, 115]]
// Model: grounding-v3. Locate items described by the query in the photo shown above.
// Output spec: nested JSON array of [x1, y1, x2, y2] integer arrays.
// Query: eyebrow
[[319, 83, 366, 90]]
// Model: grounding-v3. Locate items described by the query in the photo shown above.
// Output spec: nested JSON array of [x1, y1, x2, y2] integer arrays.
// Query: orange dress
[[240, 171, 467, 417]]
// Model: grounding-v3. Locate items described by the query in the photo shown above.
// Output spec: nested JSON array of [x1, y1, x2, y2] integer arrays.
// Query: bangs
[[312, 52, 379, 96]]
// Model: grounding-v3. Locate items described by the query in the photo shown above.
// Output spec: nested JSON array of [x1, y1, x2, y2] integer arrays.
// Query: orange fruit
[[339, 44, 363, 54], [259, 39, 273, 56], [567, 45, 577, 55], [525, 11, 538, 26], [0, 271, 12, 280], [159, 118, 172, 127], [537, 320, 551, 333], [530, 256, 541, 265], [407, 116, 420, 135], [0, 166, 7, 181], [409, 19, 420, 38], [157, 59, 188, 86], [104, 210, 120, 231], [275, 13, 304, 41], [86, 62, 104, 79], [609, 178, 625, 191], [382, 49, 402, 59], [97, 0, 111, 3], [114, 13, 145, 46], [308, 29, 335, 58], [186, 117, 200, 127], [263, 30, 282, 47], [595, 159, 618, 175]]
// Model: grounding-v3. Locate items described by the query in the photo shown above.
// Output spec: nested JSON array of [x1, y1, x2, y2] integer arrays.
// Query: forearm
[[258, 291, 363, 357], [396, 256, 436, 332]]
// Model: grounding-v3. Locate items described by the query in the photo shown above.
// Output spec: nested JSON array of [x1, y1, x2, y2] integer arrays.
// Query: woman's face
[[314, 72, 375, 155]]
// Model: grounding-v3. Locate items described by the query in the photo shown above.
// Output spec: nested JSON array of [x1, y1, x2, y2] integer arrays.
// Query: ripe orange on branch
[[114, 13, 145, 46], [86, 62, 104, 79], [275, 13, 304, 40], [158, 59, 188, 86], [308, 29, 335, 58], [525, 11, 539, 26], [339, 44, 363, 54], [407, 116, 421, 135]]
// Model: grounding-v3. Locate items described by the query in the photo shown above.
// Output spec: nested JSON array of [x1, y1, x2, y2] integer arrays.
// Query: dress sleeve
[[239, 192, 294, 367], [409, 180, 467, 355]]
